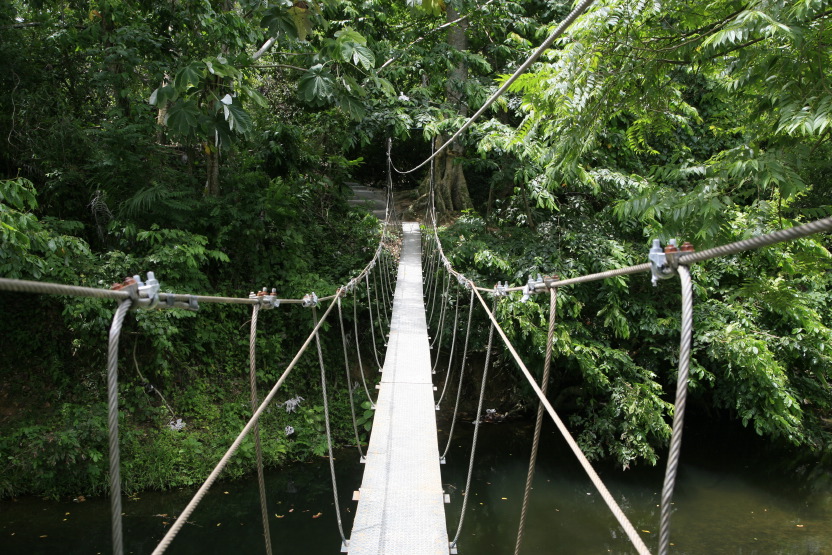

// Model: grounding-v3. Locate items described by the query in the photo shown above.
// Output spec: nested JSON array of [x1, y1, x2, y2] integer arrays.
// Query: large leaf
[[261, 3, 299, 40], [164, 99, 201, 136], [298, 64, 335, 105], [222, 101, 252, 135], [173, 62, 205, 91], [337, 93, 367, 121], [148, 85, 177, 106]]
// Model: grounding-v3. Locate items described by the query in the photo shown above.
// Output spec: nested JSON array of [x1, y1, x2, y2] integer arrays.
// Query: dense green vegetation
[[1, 0, 831, 499]]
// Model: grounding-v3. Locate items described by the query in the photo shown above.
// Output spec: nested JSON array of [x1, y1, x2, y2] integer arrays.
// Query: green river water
[[1, 418, 830, 554]]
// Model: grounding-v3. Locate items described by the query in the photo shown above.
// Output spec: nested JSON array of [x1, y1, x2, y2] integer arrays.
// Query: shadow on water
[[2, 418, 830, 554]]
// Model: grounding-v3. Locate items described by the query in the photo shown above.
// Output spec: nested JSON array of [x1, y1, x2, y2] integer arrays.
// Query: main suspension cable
[[394, 0, 598, 174]]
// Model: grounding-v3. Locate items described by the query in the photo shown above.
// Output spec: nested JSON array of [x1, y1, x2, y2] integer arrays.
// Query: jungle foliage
[[1, 0, 831, 498]]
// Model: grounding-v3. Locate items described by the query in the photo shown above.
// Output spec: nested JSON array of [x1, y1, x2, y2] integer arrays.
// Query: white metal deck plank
[[347, 222, 448, 555]]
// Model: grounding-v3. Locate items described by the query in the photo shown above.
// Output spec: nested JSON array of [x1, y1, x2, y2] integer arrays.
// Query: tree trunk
[[433, 1, 473, 213], [205, 144, 220, 196]]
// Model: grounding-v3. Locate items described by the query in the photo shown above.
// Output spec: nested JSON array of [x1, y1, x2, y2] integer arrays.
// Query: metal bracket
[[649, 239, 679, 286], [302, 292, 319, 308], [520, 274, 543, 303], [250, 287, 280, 309], [494, 281, 509, 297], [113, 272, 160, 309]]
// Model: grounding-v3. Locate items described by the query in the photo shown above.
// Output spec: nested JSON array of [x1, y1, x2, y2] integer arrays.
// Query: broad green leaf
[[174, 62, 205, 91], [165, 99, 201, 136], [261, 4, 299, 40], [298, 64, 335, 104]]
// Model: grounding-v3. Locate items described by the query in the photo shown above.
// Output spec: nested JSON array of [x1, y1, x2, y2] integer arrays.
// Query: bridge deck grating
[[347, 222, 448, 554]]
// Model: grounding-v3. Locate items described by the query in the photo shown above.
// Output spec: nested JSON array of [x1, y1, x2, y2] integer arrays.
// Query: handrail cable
[[151, 295, 340, 555], [470, 286, 652, 554], [249, 303, 273, 555], [658, 265, 694, 555], [393, 0, 598, 175], [449, 297, 497, 549], [107, 298, 132, 555], [481, 216, 832, 293], [312, 305, 349, 547], [338, 297, 368, 460], [514, 287, 556, 555]]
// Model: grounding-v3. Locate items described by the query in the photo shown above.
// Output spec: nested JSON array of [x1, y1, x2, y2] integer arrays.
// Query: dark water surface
[[2, 419, 830, 554]]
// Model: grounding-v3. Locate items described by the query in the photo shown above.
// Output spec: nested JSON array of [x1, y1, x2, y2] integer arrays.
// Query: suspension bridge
[[3, 0, 832, 552]]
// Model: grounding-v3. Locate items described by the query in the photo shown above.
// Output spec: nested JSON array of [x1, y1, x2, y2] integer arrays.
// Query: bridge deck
[[347, 222, 448, 554]]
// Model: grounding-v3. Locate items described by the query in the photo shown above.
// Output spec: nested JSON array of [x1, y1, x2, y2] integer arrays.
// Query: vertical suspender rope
[[365, 276, 384, 371], [311, 305, 348, 548], [338, 297, 368, 460], [431, 272, 451, 350], [353, 283, 376, 406], [514, 288, 557, 555], [450, 297, 498, 551], [249, 304, 273, 555], [659, 264, 694, 555], [427, 256, 443, 324], [470, 287, 651, 555], [435, 281, 461, 385], [372, 264, 389, 330], [107, 298, 132, 555], [440, 289, 475, 458]]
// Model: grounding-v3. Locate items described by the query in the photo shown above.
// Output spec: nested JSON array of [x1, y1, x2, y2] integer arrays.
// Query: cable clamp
[[302, 292, 319, 308], [650, 239, 688, 286], [136, 272, 160, 309], [520, 274, 544, 303], [111, 276, 140, 302], [250, 287, 280, 309], [494, 281, 509, 297]]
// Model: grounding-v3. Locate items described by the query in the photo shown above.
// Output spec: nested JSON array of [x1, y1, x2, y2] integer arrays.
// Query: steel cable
[[353, 281, 377, 405], [514, 288, 557, 555], [372, 264, 390, 330], [450, 297, 497, 550], [365, 275, 385, 371], [441, 289, 475, 460], [658, 265, 694, 555], [435, 282, 462, 402], [151, 297, 340, 555], [393, 0, 598, 175], [107, 298, 132, 555], [471, 287, 651, 555], [338, 298, 368, 460], [431, 271, 451, 352], [312, 306, 348, 546], [249, 304, 273, 555]]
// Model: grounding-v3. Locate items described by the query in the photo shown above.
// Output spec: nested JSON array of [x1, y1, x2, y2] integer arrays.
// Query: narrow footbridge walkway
[[348, 222, 448, 554]]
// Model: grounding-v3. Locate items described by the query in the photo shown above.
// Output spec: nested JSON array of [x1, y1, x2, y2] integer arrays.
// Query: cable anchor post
[[302, 292, 319, 308]]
